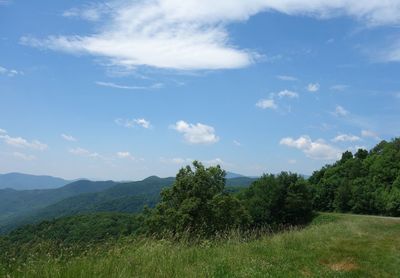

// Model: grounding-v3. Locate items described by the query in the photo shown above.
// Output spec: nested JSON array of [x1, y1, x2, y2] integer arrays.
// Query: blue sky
[[1, 0, 400, 180]]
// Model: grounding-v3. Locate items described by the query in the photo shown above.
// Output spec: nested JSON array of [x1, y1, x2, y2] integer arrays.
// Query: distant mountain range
[[0, 172, 256, 190], [0, 174, 257, 234], [0, 173, 71, 190]]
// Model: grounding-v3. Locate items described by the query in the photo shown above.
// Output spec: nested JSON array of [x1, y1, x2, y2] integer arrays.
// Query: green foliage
[[0, 180, 117, 233], [0, 213, 141, 265], [0, 177, 174, 234], [2, 214, 400, 278], [241, 172, 313, 227], [310, 138, 400, 216], [144, 164, 313, 238], [144, 161, 250, 237]]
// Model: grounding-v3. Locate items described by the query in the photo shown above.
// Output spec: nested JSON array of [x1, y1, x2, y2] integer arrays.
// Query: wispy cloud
[[233, 140, 241, 146], [361, 130, 380, 140], [116, 151, 135, 160], [256, 99, 277, 110], [62, 3, 111, 21], [377, 39, 400, 62], [0, 65, 22, 77], [332, 134, 361, 143], [276, 75, 298, 81], [307, 83, 320, 92], [0, 131, 47, 151], [13, 152, 36, 161], [333, 105, 349, 117], [69, 147, 108, 160], [96, 81, 163, 90], [22, 0, 400, 72], [330, 84, 349, 91], [160, 157, 192, 165], [0, 0, 11, 6], [278, 90, 299, 99], [115, 118, 151, 129], [171, 120, 219, 144], [61, 134, 77, 142]]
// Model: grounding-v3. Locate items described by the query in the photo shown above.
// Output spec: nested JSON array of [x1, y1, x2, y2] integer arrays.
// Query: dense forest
[[310, 138, 400, 216]]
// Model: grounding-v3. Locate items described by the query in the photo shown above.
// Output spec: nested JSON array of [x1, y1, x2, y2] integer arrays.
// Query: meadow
[[2, 213, 399, 278]]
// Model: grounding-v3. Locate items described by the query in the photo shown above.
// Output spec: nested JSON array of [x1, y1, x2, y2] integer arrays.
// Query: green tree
[[144, 161, 249, 237], [241, 172, 313, 227]]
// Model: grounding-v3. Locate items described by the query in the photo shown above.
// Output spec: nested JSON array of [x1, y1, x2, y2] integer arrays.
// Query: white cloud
[[278, 89, 299, 98], [117, 151, 135, 160], [171, 120, 219, 144], [69, 147, 108, 161], [307, 83, 320, 92], [13, 152, 36, 161], [0, 128, 6, 134], [0, 134, 47, 150], [330, 84, 349, 91], [160, 157, 192, 165], [276, 75, 298, 81], [61, 134, 77, 142], [256, 99, 277, 109], [326, 38, 335, 44], [361, 129, 380, 140], [0, 65, 22, 77], [96, 81, 163, 90], [332, 134, 361, 142], [23, 0, 400, 71], [233, 140, 241, 146], [135, 118, 151, 129], [69, 147, 90, 156], [62, 3, 110, 21], [203, 158, 226, 166], [378, 39, 400, 62], [288, 159, 297, 164], [115, 118, 151, 129], [280, 135, 341, 160], [333, 105, 349, 117]]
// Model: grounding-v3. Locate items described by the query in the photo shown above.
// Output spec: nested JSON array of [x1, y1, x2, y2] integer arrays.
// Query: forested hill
[[0, 180, 117, 234], [309, 138, 400, 216], [0, 173, 70, 190], [0, 176, 257, 234]]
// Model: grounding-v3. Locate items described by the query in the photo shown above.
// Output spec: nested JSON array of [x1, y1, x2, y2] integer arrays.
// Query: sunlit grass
[[2, 213, 400, 277]]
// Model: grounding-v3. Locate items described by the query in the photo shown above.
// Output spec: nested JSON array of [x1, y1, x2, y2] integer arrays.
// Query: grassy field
[[1, 213, 400, 277]]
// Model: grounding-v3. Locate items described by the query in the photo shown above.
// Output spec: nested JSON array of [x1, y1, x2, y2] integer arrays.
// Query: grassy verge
[[1, 213, 400, 277]]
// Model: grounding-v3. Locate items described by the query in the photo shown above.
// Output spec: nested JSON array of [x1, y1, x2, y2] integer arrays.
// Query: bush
[[241, 172, 313, 227], [143, 161, 250, 238]]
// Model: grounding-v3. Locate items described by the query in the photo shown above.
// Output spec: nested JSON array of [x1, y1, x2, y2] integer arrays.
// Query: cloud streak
[[96, 81, 163, 90], [0, 131, 47, 151], [22, 0, 400, 71], [115, 118, 151, 129], [0, 65, 22, 77], [61, 134, 77, 142]]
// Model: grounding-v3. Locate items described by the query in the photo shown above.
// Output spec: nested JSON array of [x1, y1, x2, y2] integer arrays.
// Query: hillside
[[309, 138, 400, 216], [0, 175, 255, 234], [0, 180, 117, 233], [0, 173, 70, 190], [15, 176, 175, 227], [1, 213, 399, 277]]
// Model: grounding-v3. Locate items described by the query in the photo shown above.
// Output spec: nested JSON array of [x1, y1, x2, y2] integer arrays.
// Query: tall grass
[[2, 213, 400, 277]]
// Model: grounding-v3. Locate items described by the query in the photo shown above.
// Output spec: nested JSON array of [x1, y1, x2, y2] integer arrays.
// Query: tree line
[[141, 138, 400, 238], [310, 138, 400, 216]]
